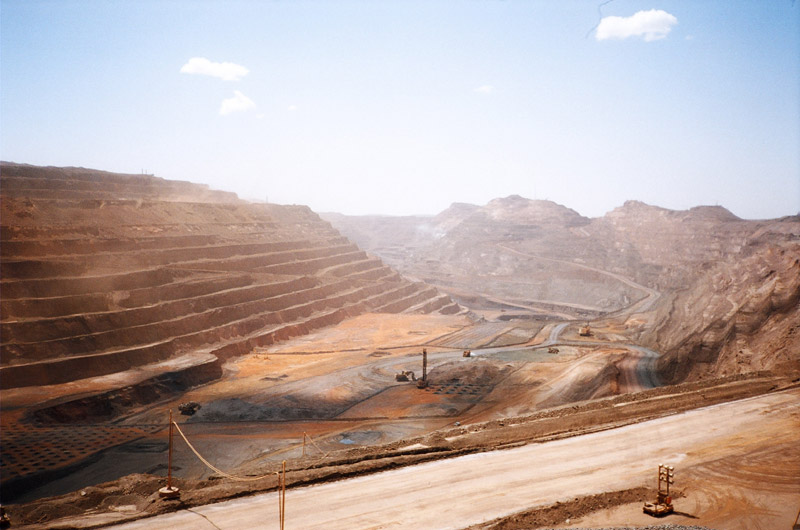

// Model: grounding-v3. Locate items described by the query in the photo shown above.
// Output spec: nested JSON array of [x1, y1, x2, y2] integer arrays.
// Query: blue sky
[[2, 1, 798, 219]]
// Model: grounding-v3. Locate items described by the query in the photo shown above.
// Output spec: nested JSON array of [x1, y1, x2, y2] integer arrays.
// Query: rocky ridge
[[324, 196, 800, 382]]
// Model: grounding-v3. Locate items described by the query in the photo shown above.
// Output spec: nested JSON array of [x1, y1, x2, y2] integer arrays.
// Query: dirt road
[[105, 388, 800, 530], [495, 243, 661, 314]]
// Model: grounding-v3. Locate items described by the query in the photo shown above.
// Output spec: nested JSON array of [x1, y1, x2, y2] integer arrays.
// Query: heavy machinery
[[416, 348, 429, 388], [178, 401, 201, 416], [395, 371, 416, 382], [579, 324, 592, 336], [547, 347, 559, 354], [643, 464, 675, 516], [463, 350, 471, 357]]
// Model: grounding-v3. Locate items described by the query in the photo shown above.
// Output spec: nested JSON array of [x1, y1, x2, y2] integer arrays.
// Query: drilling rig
[[416, 348, 428, 388]]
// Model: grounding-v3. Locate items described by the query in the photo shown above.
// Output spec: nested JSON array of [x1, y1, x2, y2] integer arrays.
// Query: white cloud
[[287, 105, 298, 111], [180, 57, 249, 81], [596, 9, 677, 42], [219, 90, 256, 116], [474, 85, 494, 94]]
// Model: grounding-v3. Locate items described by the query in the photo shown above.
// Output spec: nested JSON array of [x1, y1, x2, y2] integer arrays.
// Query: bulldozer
[[395, 370, 416, 382]]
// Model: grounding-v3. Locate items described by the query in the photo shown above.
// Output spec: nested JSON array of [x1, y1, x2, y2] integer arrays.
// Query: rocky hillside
[[645, 221, 800, 382], [325, 196, 800, 381], [327, 196, 638, 317], [0, 162, 460, 390]]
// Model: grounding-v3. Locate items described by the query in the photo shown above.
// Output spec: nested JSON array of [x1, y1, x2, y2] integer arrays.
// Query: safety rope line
[[172, 421, 276, 482], [304, 431, 329, 458]]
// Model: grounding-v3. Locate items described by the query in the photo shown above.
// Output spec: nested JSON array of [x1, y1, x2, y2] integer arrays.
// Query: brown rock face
[[325, 196, 800, 381], [0, 162, 460, 389], [647, 228, 800, 382]]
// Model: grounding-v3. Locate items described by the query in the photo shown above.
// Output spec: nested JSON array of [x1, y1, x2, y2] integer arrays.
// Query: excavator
[[397, 348, 429, 388]]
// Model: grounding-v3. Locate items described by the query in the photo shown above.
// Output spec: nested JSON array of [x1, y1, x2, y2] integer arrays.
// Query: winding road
[[471, 318, 661, 392], [495, 243, 661, 315], [492, 245, 665, 390]]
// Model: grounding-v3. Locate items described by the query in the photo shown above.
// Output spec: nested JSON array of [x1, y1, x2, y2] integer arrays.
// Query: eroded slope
[[325, 196, 800, 381]]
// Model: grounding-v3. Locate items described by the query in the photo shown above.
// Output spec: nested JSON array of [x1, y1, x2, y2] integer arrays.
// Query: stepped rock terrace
[[0, 162, 459, 392]]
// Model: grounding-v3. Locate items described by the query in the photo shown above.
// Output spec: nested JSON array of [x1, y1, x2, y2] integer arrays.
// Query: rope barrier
[[171, 421, 276, 482], [303, 431, 330, 458]]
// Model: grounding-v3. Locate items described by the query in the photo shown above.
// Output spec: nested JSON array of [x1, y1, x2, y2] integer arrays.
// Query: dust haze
[[1, 162, 798, 529]]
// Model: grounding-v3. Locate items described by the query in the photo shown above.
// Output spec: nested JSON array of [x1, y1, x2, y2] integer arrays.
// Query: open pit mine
[[1, 163, 799, 530]]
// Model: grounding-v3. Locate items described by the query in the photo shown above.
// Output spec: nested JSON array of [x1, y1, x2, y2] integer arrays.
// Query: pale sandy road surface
[[106, 388, 800, 530]]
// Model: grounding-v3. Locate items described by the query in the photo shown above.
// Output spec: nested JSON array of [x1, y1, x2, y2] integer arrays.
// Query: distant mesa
[[484, 195, 589, 226], [686, 205, 741, 221]]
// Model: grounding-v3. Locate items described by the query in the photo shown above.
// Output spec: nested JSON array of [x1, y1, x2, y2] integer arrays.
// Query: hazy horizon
[[2, 1, 798, 220], [1, 159, 792, 221]]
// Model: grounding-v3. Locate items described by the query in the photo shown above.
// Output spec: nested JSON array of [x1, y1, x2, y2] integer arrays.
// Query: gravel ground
[[555, 527, 714, 530]]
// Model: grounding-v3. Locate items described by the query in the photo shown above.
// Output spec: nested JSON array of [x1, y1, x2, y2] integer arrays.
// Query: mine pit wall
[[0, 273, 252, 320], [208, 303, 369, 364], [1, 342, 179, 388], [651, 245, 800, 384], [539, 362, 621, 408], [1, 164, 241, 204], [0, 234, 222, 257], [0, 267, 182, 300], [410, 264, 638, 316], [0, 279, 416, 389], [347, 264, 400, 282], [0, 239, 354, 280], [2, 269, 401, 354], [1, 163, 458, 394], [30, 356, 223, 424], [1, 276, 320, 344], [0, 220, 278, 241]]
